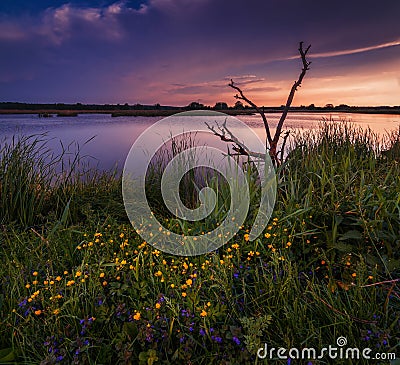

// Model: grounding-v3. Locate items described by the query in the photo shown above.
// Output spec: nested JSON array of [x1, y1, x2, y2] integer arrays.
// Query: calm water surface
[[1, 112, 399, 171]]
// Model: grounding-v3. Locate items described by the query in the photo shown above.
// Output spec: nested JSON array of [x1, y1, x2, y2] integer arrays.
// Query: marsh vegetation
[[0, 122, 399, 364]]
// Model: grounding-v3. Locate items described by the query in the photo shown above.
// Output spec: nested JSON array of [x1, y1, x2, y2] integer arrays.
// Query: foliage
[[1, 124, 399, 364]]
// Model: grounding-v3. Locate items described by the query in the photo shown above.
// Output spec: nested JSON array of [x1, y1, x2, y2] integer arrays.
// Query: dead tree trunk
[[213, 42, 311, 167]]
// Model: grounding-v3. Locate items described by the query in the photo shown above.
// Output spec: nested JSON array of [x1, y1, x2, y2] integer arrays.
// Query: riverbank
[[0, 109, 255, 117], [0, 123, 399, 364], [1, 106, 399, 117]]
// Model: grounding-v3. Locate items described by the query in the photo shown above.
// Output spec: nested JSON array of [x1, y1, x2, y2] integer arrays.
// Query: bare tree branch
[[273, 42, 311, 148], [278, 130, 291, 163], [216, 41, 311, 167], [228, 80, 273, 145], [205, 120, 266, 160]]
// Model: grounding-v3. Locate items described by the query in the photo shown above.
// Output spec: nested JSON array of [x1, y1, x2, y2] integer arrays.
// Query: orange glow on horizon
[[147, 77, 400, 108]]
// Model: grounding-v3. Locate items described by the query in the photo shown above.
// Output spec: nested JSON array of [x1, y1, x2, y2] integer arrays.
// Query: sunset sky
[[1, 0, 399, 107]]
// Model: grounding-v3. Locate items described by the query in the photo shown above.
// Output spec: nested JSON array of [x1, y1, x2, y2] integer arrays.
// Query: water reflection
[[0, 112, 399, 171]]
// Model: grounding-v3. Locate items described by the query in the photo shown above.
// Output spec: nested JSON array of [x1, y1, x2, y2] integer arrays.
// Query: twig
[[31, 228, 48, 243], [278, 130, 291, 163], [228, 80, 272, 145], [361, 278, 400, 288], [307, 283, 378, 325], [205, 120, 266, 159], [226, 41, 311, 166], [384, 283, 396, 314], [273, 42, 311, 148]]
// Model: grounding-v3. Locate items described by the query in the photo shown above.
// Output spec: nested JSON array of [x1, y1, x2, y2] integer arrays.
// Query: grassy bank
[[0, 123, 399, 364]]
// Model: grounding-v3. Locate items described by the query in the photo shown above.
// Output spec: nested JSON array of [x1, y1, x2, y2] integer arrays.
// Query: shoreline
[[1, 108, 400, 117], [0, 109, 254, 117]]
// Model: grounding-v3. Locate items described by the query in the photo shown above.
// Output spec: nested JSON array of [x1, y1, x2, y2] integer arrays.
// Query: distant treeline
[[0, 102, 180, 111], [0, 101, 399, 114]]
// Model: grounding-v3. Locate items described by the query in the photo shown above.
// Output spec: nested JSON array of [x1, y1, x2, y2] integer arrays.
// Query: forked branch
[[274, 42, 311, 148], [205, 120, 266, 159], [228, 80, 273, 145], [210, 41, 311, 167]]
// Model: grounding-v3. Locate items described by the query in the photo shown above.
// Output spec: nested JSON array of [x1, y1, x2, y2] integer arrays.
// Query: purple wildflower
[[232, 336, 240, 345]]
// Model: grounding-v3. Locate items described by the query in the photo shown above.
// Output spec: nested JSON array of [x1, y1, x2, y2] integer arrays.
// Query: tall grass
[[0, 134, 124, 228], [0, 135, 60, 227], [0, 124, 399, 364], [279, 122, 400, 275], [145, 132, 262, 237]]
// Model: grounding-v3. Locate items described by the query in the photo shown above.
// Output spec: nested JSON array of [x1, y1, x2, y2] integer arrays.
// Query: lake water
[[1, 112, 399, 171]]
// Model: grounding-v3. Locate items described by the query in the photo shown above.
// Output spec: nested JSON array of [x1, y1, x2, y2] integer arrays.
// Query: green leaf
[[123, 322, 138, 340], [138, 352, 148, 361], [338, 230, 363, 241], [49, 199, 71, 237], [0, 348, 16, 362]]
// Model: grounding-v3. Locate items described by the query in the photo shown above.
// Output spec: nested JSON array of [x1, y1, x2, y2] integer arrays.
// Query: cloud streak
[[285, 39, 400, 60]]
